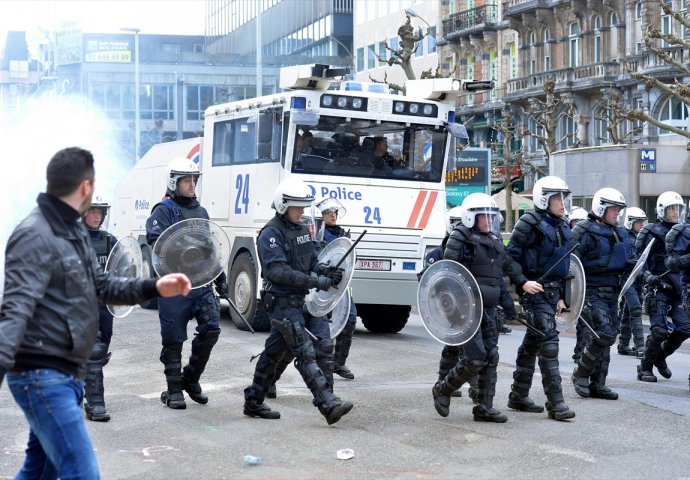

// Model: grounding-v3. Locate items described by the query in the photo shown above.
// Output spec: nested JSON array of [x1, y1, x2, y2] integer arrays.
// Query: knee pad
[[650, 326, 669, 343], [593, 331, 616, 348], [540, 340, 559, 360], [486, 347, 499, 367], [467, 359, 486, 375], [197, 327, 221, 346], [195, 293, 221, 324], [293, 338, 317, 361], [315, 338, 334, 359], [629, 306, 642, 318]]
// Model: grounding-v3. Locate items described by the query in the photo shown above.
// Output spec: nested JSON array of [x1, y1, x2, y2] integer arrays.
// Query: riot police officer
[[617, 207, 648, 357], [243, 178, 353, 425], [571, 188, 632, 400], [506, 176, 576, 421], [432, 193, 542, 423], [82, 194, 117, 422], [569, 206, 588, 230], [569, 206, 591, 362], [637, 192, 689, 382], [145, 158, 227, 409], [665, 199, 690, 389]]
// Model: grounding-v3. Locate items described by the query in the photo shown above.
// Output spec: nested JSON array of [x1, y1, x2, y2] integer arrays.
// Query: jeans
[[7, 369, 100, 480]]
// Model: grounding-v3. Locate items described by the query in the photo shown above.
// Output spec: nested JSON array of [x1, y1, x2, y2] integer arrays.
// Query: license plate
[[356, 259, 391, 271]]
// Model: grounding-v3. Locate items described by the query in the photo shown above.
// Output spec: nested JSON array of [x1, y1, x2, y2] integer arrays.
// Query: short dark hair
[[46, 147, 95, 197]]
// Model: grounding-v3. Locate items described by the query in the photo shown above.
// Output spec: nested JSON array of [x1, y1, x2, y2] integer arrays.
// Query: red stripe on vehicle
[[407, 191, 428, 228], [417, 191, 438, 229]]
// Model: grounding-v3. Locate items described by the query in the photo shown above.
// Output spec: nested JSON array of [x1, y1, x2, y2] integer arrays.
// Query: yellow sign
[[85, 51, 132, 63]]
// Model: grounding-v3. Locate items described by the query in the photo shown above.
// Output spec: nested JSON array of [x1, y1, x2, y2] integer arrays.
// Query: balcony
[[502, 0, 569, 18], [456, 86, 507, 115], [443, 5, 498, 40], [505, 62, 622, 100]]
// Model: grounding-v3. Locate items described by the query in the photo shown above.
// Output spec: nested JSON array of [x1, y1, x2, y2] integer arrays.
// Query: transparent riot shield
[[105, 236, 143, 318], [305, 237, 355, 317], [555, 254, 586, 331]]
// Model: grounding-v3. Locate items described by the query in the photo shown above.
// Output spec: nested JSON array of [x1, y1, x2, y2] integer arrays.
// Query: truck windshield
[[291, 115, 448, 183]]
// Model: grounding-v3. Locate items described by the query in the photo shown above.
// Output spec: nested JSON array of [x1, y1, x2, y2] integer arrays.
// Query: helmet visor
[[470, 208, 502, 237], [664, 204, 685, 224], [300, 204, 317, 240], [545, 191, 571, 218]]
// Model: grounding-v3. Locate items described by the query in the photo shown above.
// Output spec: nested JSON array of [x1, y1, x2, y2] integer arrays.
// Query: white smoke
[[0, 85, 132, 300]]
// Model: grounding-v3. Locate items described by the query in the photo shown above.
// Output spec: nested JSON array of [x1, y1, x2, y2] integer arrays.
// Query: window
[[635, 2, 643, 19], [367, 43, 376, 69], [530, 59, 536, 74], [594, 108, 611, 145], [378, 41, 386, 61], [558, 114, 577, 148], [428, 26, 437, 53], [636, 41, 643, 54], [633, 98, 645, 133], [543, 28, 551, 71], [212, 116, 257, 166], [529, 31, 536, 45], [594, 16, 602, 63], [356, 47, 364, 71], [569, 23, 580, 68], [161, 43, 181, 54], [389, 36, 399, 53], [662, 14, 672, 47], [187, 85, 217, 121], [610, 13, 619, 58], [140, 84, 174, 120], [658, 96, 690, 133], [528, 117, 544, 152], [415, 29, 424, 56]]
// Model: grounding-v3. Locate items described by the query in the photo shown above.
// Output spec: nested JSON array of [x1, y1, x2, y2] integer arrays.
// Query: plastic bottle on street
[[243, 455, 262, 466]]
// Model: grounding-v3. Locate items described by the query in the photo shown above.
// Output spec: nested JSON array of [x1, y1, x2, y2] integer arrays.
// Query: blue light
[[367, 83, 386, 93], [341, 81, 363, 91], [448, 111, 456, 123], [291, 97, 307, 110], [402, 262, 416, 270]]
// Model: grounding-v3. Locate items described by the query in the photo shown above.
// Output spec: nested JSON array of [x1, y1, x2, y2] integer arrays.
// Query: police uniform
[[244, 213, 352, 423], [635, 221, 690, 381], [146, 195, 222, 407], [83, 226, 117, 421], [571, 217, 633, 399], [432, 223, 528, 422], [617, 228, 645, 356], [665, 222, 690, 389], [506, 210, 575, 420]]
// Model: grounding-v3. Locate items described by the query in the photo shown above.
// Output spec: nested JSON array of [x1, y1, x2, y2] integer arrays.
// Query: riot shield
[[305, 237, 356, 317], [618, 238, 655, 302], [152, 218, 231, 289], [417, 260, 483, 346], [555, 254, 586, 331], [327, 290, 351, 339], [105, 236, 143, 318]]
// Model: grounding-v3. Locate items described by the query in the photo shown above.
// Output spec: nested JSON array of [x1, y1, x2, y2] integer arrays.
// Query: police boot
[[433, 360, 482, 417], [545, 398, 575, 421], [266, 383, 277, 399], [467, 375, 478, 403], [333, 323, 356, 380], [474, 359, 507, 423], [334, 365, 355, 380], [654, 341, 673, 379], [182, 329, 220, 404], [637, 364, 657, 382], [617, 345, 635, 356], [438, 345, 462, 398], [160, 345, 186, 410], [571, 336, 609, 398], [296, 355, 352, 424], [318, 398, 354, 425], [84, 361, 110, 422], [472, 404, 508, 423], [243, 399, 280, 419], [588, 384, 618, 400], [508, 344, 542, 413], [638, 330, 664, 382]]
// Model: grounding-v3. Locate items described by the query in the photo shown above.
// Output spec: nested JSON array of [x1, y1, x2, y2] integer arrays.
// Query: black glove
[[645, 273, 661, 288], [326, 266, 344, 285], [312, 275, 333, 291], [214, 272, 230, 297]]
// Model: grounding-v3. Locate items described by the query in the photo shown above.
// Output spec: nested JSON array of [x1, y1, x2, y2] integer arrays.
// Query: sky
[[0, 0, 207, 52]]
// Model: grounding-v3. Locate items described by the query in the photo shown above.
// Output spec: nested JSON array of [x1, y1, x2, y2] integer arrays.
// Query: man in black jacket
[[0, 147, 191, 480]]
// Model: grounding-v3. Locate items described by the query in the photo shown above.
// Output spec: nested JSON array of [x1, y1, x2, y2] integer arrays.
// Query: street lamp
[[328, 35, 354, 77], [404, 8, 431, 28], [120, 27, 140, 162]]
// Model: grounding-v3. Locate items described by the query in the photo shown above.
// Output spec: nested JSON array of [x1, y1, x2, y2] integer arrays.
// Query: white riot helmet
[[85, 192, 110, 228], [569, 206, 588, 223], [622, 207, 647, 231], [166, 157, 201, 193], [460, 193, 501, 236], [316, 197, 347, 219], [656, 191, 685, 224], [532, 176, 572, 217], [591, 187, 626, 225], [445, 206, 463, 234], [272, 178, 315, 215]]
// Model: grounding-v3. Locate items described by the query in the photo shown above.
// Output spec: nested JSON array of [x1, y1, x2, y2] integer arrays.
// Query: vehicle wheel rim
[[234, 271, 252, 313]]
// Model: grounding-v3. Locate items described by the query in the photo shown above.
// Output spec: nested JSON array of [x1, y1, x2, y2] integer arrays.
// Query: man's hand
[[156, 273, 192, 297], [313, 275, 333, 291], [214, 272, 230, 297], [326, 266, 344, 285], [556, 299, 567, 316], [521, 281, 544, 295]]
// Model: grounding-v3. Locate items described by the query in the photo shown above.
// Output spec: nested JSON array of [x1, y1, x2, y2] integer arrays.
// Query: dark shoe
[[635, 347, 646, 359], [334, 365, 355, 380], [181, 377, 208, 404], [499, 325, 512, 334], [473, 405, 508, 423], [266, 383, 277, 399], [588, 384, 618, 400], [546, 401, 575, 421], [243, 400, 280, 419], [451, 389, 463, 398], [507, 392, 544, 413], [571, 369, 590, 398], [319, 400, 353, 425], [84, 403, 111, 422], [654, 359, 672, 379], [160, 391, 187, 409], [467, 386, 479, 404], [618, 346, 636, 356], [637, 365, 657, 382], [432, 382, 451, 417]]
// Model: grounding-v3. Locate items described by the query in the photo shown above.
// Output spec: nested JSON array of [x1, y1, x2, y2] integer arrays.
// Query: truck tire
[[358, 304, 410, 333], [228, 252, 270, 332], [140, 246, 158, 310]]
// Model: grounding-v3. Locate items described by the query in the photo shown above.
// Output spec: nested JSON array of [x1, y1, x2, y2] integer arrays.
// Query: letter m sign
[[640, 149, 656, 173]]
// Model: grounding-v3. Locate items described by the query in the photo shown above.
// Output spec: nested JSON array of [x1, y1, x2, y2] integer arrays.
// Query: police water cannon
[[279, 64, 351, 91], [405, 78, 495, 101]]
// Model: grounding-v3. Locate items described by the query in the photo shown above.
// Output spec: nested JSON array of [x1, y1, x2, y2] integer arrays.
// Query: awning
[[492, 188, 534, 211]]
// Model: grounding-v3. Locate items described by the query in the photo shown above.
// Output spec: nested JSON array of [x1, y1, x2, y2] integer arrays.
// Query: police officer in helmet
[[571, 187, 633, 400], [506, 176, 575, 421], [145, 157, 227, 409], [82, 193, 117, 421], [243, 178, 353, 425]]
